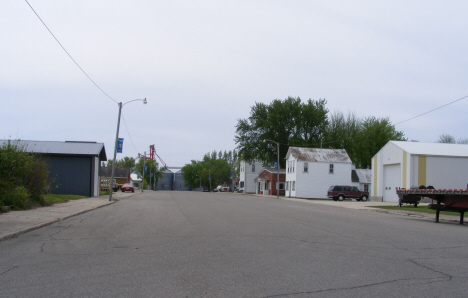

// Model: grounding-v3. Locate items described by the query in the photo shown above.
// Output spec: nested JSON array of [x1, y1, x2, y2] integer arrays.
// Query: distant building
[[352, 169, 372, 192], [1, 140, 106, 197], [174, 170, 191, 191], [285, 147, 353, 199], [154, 169, 174, 190], [254, 168, 285, 196], [239, 160, 267, 193], [100, 166, 131, 187]]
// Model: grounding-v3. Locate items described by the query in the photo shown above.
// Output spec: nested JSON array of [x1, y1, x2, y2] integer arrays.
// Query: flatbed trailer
[[396, 189, 468, 225]]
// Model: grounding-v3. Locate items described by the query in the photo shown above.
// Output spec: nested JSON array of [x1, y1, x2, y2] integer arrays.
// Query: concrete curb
[[0, 198, 118, 242], [235, 192, 463, 224]]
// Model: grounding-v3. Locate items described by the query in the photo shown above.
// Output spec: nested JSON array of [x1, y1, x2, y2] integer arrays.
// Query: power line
[[24, 0, 117, 104], [394, 95, 468, 126], [121, 113, 141, 154]]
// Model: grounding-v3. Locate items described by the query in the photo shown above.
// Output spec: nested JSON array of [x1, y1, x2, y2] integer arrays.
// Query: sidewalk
[[0, 191, 138, 241], [245, 193, 462, 223]]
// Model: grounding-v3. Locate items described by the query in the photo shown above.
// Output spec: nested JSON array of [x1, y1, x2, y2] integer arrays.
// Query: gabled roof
[[388, 141, 468, 157], [263, 168, 286, 174], [286, 147, 352, 163], [0, 139, 107, 160], [354, 169, 372, 184]]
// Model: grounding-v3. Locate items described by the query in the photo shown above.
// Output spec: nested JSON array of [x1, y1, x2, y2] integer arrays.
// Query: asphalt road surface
[[1, 191, 467, 297]]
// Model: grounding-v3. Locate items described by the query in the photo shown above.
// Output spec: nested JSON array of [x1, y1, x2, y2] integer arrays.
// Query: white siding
[[296, 162, 352, 198], [239, 160, 266, 193], [426, 156, 468, 189], [372, 142, 404, 198], [285, 155, 297, 197]]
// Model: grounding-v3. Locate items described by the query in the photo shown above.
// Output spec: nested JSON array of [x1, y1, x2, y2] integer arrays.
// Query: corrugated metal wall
[[174, 171, 191, 191], [46, 155, 92, 196], [154, 171, 174, 190]]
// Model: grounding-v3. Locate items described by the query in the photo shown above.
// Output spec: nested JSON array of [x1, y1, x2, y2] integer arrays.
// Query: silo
[[174, 170, 191, 191], [154, 169, 174, 190]]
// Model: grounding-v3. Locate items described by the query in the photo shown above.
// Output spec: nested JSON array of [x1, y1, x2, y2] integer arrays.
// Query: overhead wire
[[121, 113, 141, 154], [258, 94, 468, 151], [25, 0, 146, 157], [24, 0, 117, 104]]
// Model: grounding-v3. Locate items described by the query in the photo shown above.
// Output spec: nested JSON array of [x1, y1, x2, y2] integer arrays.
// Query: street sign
[[274, 162, 278, 171], [151, 173, 153, 177], [117, 138, 124, 153], [145, 166, 147, 172]]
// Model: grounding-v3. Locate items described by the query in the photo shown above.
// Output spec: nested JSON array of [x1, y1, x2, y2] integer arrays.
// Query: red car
[[121, 183, 135, 193]]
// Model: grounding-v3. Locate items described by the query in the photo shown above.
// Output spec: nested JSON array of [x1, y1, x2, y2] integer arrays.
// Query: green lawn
[[370, 205, 460, 216], [43, 194, 87, 205]]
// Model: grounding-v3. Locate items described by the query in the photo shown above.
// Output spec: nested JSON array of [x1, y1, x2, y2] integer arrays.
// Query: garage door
[[383, 164, 401, 202]]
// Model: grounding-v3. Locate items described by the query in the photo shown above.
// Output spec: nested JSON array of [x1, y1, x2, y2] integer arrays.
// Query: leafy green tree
[[437, 134, 456, 144], [135, 158, 163, 187], [235, 96, 328, 168], [116, 156, 136, 173], [353, 116, 406, 168], [182, 151, 233, 190], [324, 111, 361, 163]]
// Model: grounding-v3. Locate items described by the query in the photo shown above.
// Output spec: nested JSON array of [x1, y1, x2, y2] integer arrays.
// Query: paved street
[[0, 191, 467, 297]]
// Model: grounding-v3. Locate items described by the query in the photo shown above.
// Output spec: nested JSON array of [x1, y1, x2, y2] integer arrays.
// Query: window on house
[[293, 161, 295, 173], [364, 184, 369, 192], [252, 164, 255, 172], [292, 181, 296, 191], [286, 181, 289, 190], [278, 182, 285, 190], [240, 181, 244, 188], [304, 162, 308, 173], [329, 164, 334, 174]]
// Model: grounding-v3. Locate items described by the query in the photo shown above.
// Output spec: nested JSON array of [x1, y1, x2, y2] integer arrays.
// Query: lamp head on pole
[[143, 98, 147, 104]]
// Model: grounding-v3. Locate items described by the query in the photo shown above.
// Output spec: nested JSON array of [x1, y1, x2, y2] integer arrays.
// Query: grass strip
[[43, 194, 87, 205]]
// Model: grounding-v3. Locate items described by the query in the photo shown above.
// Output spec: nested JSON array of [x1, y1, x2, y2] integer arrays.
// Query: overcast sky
[[2, 1, 467, 167]]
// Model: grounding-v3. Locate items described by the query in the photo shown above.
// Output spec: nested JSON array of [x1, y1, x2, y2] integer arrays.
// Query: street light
[[109, 98, 147, 201], [264, 139, 280, 199]]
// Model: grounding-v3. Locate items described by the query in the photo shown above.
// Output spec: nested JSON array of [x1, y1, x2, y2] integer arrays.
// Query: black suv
[[327, 185, 369, 201]]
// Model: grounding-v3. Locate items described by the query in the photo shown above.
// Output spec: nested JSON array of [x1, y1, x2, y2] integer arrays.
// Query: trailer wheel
[[414, 203, 418, 208], [398, 202, 402, 207]]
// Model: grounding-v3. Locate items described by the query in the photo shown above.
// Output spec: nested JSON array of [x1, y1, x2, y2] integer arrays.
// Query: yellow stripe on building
[[402, 151, 407, 189], [418, 156, 426, 187]]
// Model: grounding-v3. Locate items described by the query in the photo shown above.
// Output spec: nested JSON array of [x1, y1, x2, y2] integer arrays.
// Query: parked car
[[327, 185, 369, 201], [212, 187, 218, 192], [121, 183, 135, 193], [201, 186, 209, 192]]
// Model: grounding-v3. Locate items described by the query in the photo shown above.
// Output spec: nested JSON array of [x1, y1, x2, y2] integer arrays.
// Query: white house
[[371, 141, 468, 202], [285, 147, 353, 198], [239, 160, 267, 193], [352, 169, 372, 192]]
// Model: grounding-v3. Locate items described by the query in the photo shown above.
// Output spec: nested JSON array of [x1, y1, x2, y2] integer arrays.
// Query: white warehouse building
[[372, 141, 468, 202]]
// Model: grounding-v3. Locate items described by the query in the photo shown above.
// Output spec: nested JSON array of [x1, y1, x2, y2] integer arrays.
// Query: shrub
[[0, 141, 49, 209]]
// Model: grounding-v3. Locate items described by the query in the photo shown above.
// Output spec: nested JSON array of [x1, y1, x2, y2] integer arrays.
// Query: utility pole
[[141, 151, 146, 192]]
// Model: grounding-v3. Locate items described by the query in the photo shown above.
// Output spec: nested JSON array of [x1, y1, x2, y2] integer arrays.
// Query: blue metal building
[[1, 140, 107, 197]]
